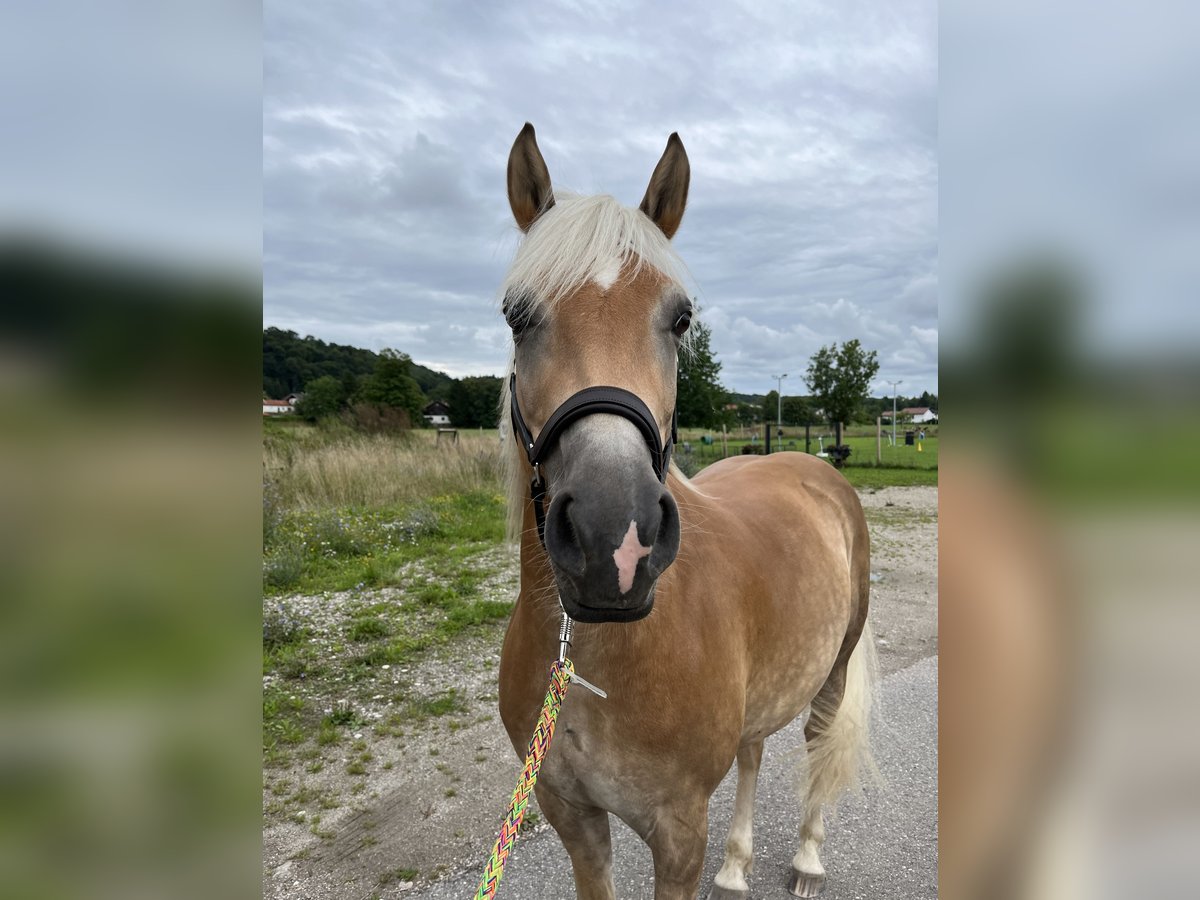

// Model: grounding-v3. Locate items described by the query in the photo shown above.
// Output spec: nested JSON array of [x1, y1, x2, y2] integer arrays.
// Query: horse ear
[[507, 123, 555, 232], [639, 133, 690, 239]]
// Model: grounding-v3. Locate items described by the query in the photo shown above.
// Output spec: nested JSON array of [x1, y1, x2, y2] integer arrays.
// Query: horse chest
[[540, 720, 666, 815], [537, 696, 734, 815]]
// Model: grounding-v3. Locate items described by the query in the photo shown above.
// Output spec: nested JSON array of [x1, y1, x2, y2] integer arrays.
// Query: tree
[[781, 395, 813, 425], [762, 390, 779, 425], [676, 318, 728, 428], [262, 327, 380, 396], [734, 402, 759, 427], [449, 376, 504, 428], [295, 375, 343, 422], [804, 340, 880, 427], [340, 371, 362, 406], [361, 349, 426, 426]]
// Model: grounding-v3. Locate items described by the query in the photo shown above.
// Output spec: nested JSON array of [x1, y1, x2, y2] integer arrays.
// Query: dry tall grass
[[264, 428, 504, 510]]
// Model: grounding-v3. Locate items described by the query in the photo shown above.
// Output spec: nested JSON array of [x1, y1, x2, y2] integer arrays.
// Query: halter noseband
[[509, 373, 677, 545]]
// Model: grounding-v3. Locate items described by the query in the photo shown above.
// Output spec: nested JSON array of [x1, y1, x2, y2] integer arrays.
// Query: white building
[[901, 406, 938, 424], [422, 400, 451, 426]]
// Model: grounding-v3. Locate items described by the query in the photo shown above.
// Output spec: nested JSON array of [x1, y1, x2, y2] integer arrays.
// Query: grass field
[[263, 420, 514, 767], [263, 421, 512, 595], [264, 417, 504, 510], [677, 423, 939, 487], [263, 418, 937, 601]]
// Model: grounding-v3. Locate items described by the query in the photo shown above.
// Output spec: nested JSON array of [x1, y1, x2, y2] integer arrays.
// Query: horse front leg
[[709, 740, 764, 899], [534, 784, 616, 900], [642, 795, 710, 900]]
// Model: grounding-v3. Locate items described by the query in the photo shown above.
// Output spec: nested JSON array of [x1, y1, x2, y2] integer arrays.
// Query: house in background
[[901, 406, 938, 424], [423, 399, 451, 426], [263, 398, 294, 415]]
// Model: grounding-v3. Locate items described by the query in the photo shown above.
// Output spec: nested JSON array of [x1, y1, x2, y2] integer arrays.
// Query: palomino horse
[[496, 123, 874, 900]]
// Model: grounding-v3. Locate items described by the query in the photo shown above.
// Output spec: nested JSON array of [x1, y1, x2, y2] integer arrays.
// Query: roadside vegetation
[[263, 421, 511, 785]]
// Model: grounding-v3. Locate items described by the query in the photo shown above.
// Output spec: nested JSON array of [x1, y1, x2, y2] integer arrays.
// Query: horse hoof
[[707, 885, 749, 900], [788, 868, 826, 897]]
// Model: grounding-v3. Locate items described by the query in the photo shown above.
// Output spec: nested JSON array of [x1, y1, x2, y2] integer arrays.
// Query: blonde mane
[[497, 192, 699, 542]]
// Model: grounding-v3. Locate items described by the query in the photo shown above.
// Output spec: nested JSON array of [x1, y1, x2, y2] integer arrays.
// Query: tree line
[[263, 328, 456, 403], [679, 326, 909, 430], [263, 329, 502, 429], [266, 323, 927, 433]]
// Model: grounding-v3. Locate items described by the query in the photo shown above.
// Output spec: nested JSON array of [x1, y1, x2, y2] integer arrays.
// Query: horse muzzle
[[542, 433, 681, 623]]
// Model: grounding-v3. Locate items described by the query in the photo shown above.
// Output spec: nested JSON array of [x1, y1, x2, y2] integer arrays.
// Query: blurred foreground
[[940, 2, 1200, 895], [0, 246, 261, 899], [1, 3, 260, 893]]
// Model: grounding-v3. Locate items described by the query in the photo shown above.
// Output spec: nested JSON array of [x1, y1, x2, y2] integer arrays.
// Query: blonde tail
[[790, 621, 879, 894], [804, 620, 879, 813]]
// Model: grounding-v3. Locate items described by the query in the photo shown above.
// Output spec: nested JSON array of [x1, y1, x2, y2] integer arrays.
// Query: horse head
[[502, 123, 691, 623]]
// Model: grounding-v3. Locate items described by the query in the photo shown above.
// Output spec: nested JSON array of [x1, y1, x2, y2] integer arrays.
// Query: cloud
[[264, 1, 937, 392]]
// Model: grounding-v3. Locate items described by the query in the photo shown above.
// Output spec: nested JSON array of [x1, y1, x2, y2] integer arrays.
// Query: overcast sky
[[264, 0, 937, 397]]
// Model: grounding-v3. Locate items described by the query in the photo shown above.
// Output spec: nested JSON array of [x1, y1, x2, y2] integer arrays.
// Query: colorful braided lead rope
[[473, 658, 574, 900]]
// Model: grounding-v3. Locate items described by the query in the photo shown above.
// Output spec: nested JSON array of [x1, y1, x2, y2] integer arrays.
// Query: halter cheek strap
[[509, 373, 677, 544]]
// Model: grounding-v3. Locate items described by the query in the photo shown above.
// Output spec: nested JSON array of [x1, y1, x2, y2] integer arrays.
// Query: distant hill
[[263, 328, 454, 400], [408, 361, 454, 402], [728, 392, 766, 406]]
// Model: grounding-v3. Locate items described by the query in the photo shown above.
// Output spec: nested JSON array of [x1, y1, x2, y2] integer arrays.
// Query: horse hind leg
[[790, 623, 876, 897], [708, 740, 764, 900]]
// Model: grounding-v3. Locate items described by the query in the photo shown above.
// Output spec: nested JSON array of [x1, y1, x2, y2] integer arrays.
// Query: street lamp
[[772, 373, 787, 450], [887, 380, 903, 446]]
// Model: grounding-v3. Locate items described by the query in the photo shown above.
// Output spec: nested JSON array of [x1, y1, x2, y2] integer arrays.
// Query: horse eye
[[504, 295, 537, 336], [672, 311, 693, 337]]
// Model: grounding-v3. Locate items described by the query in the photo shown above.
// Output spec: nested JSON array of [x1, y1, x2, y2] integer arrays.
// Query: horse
[[495, 123, 874, 900]]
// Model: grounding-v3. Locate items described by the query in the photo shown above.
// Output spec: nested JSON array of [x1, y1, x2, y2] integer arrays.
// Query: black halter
[[509, 373, 677, 544]]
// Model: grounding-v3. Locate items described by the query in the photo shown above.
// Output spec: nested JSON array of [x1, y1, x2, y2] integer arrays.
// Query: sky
[[264, 0, 938, 397]]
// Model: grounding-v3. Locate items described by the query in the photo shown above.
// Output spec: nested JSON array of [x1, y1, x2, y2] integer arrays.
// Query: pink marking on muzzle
[[612, 520, 652, 595]]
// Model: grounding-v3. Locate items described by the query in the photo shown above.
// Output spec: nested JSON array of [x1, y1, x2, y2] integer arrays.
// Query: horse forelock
[[500, 192, 687, 310]]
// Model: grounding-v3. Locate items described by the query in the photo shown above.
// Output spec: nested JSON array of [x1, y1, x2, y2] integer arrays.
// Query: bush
[[390, 507, 441, 543], [674, 447, 701, 478], [348, 617, 390, 642], [310, 514, 366, 557], [326, 702, 356, 727], [264, 544, 305, 590], [341, 402, 413, 433], [263, 598, 305, 648], [263, 473, 283, 549]]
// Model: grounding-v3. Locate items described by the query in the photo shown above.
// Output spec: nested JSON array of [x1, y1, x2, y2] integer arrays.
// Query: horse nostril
[[647, 491, 681, 577], [544, 494, 586, 577], [564, 498, 582, 549]]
